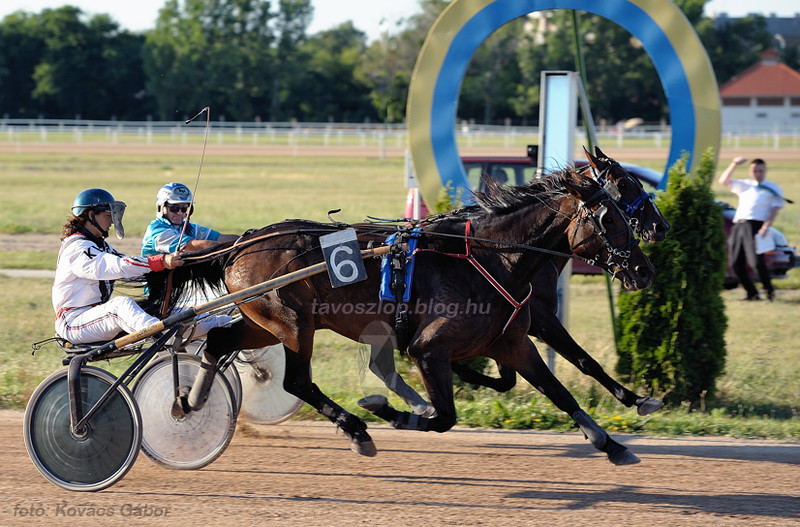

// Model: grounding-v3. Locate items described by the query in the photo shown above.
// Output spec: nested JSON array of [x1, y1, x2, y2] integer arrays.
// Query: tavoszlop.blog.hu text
[[311, 298, 492, 317]]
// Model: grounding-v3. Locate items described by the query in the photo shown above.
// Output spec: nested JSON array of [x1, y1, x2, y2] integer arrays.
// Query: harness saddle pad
[[379, 230, 420, 303]]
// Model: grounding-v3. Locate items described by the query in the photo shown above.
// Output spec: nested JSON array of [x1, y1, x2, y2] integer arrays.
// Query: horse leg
[[368, 342, 436, 417], [359, 346, 457, 433], [280, 335, 377, 457], [451, 361, 517, 392], [186, 322, 244, 410], [185, 318, 277, 411], [506, 340, 640, 466], [532, 312, 663, 416]]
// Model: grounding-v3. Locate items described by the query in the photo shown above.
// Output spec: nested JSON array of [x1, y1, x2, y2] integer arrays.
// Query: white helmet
[[156, 182, 193, 217]]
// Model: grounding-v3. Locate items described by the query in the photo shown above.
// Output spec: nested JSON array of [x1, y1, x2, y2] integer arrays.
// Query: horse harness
[[569, 187, 639, 274], [590, 161, 654, 236], [411, 220, 532, 347], [177, 188, 636, 348], [404, 187, 637, 346]]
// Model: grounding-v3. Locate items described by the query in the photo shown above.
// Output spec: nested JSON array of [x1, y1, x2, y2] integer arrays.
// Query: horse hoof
[[358, 394, 389, 413], [608, 449, 641, 466], [411, 403, 437, 418], [604, 436, 641, 465], [636, 397, 664, 416], [350, 425, 377, 457], [351, 438, 377, 457]]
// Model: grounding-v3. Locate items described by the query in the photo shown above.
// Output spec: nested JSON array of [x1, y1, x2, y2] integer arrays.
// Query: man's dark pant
[[728, 219, 772, 298]]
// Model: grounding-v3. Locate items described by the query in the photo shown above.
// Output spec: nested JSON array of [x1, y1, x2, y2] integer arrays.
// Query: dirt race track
[[1, 410, 798, 527]]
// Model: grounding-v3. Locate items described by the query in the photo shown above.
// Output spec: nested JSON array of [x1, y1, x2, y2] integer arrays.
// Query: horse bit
[[570, 188, 639, 272]]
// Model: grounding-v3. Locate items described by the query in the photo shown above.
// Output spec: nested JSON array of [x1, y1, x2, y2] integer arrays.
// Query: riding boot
[[187, 350, 217, 411]]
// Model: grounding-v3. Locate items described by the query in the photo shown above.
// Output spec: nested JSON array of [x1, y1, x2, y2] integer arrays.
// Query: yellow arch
[[407, 0, 720, 204]]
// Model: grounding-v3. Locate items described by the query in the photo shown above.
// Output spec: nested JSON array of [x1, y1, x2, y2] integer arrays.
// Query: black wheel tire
[[23, 366, 142, 492]]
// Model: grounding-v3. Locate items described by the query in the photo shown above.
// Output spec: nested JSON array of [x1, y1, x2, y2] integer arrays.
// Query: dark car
[[405, 150, 797, 281]]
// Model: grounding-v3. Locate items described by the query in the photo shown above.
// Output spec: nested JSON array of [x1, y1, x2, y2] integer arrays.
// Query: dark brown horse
[[449, 146, 669, 414], [148, 167, 655, 465]]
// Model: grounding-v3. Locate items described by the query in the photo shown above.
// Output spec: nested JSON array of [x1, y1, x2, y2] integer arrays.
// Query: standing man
[[718, 157, 784, 301]]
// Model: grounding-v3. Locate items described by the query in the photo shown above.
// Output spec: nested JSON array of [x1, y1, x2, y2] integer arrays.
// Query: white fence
[[1, 119, 799, 150]]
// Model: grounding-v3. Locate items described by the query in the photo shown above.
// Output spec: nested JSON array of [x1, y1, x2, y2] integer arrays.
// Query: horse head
[[562, 170, 656, 291], [584, 146, 670, 243]]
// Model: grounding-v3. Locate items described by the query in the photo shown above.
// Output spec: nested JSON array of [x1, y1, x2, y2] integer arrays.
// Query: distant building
[[765, 13, 800, 51], [710, 13, 800, 52], [718, 50, 800, 133]]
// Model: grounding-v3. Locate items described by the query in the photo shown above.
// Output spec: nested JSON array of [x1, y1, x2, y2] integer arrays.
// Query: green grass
[[1, 145, 798, 243], [0, 252, 56, 269], [0, 152, 408, 237], [296, 276, 800, 439], [0, 276, 65, 408]]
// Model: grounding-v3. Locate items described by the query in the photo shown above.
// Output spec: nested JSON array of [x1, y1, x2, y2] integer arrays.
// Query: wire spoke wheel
[[133, 355, 236, 470], [23, 366, 142, 492], [234, 345, 304, 425]]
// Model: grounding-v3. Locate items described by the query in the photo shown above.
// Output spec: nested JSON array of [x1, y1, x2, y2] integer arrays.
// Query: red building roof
[[719, 50, 800, 97]]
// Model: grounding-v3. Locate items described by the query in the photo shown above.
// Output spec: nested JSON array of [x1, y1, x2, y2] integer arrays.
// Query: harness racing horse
[[147, 168, 655, 465], [447, 146, 670, 415]]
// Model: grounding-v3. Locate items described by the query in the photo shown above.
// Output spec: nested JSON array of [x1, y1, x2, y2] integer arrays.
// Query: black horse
[[447, 147, 669, 414], [147, 167, 655, 465]]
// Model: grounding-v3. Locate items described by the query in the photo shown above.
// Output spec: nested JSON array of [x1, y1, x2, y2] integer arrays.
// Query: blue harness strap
[[379, 229, 421, 303]]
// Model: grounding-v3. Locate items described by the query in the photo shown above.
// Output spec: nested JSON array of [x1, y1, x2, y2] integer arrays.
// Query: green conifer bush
[[616, 150, 727, 407]]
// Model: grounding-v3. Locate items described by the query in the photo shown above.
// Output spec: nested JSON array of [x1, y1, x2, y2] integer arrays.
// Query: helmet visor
[[109, 201, 126, 239]]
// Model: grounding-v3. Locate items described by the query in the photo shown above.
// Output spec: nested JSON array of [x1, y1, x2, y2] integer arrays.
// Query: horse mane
[[470, 167, 590, 216], [143, 241, 235, 316]]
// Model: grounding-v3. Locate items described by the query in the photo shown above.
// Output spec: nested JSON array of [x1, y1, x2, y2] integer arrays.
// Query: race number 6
[[320, 229, 367, 288]]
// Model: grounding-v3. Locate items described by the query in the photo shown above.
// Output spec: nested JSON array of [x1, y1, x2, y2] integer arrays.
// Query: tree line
[[0, 0, 794, 125]]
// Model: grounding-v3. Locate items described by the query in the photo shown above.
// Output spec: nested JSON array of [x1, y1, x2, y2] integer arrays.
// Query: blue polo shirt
[[142, 216, 220, 256]]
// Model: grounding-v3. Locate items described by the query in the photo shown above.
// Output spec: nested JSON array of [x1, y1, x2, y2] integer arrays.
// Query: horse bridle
[[590, 161, 654, 236], [569, 188, 639, 273]]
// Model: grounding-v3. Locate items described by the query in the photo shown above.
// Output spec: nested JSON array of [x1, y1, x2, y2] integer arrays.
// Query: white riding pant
[[56, 296, 232, 344]]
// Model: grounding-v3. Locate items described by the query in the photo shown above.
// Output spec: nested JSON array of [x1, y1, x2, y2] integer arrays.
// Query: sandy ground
[[1, 410, 799, 526]]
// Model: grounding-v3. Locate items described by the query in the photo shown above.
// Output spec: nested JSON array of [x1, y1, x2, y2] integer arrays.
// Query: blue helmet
[[71, 188, 127, 239]]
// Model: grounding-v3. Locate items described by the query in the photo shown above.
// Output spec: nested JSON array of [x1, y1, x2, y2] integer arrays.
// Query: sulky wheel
[[132, 354, 236, 470], [23, 366, 142, 492], [234, 345, 304, 425]]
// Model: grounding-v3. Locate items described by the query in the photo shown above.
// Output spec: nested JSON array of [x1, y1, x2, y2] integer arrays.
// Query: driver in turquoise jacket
[[142, 182, 238, 337], [142, 182, 239, 257]]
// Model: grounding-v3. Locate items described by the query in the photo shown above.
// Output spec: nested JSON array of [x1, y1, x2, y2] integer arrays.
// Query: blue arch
[[429, 0, 696, 197]]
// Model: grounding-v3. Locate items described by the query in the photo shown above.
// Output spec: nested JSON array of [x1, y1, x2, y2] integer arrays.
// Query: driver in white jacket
[[53, 188, 184, 344]]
